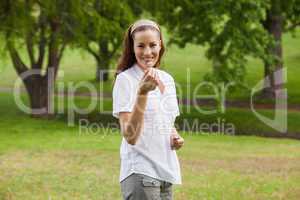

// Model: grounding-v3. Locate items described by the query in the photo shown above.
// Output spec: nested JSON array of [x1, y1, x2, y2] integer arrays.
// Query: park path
[[0, 86, 299, 111]]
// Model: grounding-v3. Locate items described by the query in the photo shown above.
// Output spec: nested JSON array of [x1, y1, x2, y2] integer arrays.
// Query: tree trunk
[[212, 58, 223, 81], [23, 73, 55, 119], [262, 1, 283, 99], [8, 45, 57, 119], [96, 60, 110, 81], [95, 40, 110, 82]]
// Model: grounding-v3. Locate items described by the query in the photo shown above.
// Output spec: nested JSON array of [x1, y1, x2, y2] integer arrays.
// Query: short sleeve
[[112, 73, 135, 118]]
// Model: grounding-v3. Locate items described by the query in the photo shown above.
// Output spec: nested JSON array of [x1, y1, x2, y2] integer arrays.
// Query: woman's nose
[[143, 47, 151, 55]]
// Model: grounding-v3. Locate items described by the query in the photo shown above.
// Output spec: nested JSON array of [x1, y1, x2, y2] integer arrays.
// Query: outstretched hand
[[139, 68, 160, 94]]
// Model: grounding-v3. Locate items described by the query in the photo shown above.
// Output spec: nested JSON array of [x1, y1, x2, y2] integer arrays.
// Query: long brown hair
[[115, 21, 165, 77]]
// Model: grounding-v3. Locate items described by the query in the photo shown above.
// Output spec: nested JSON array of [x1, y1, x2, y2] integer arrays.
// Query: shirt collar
[[132, 63, 145, 80]]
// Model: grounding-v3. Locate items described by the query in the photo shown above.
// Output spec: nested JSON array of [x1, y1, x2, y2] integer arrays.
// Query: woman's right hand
[[138, 68, 160, 95]]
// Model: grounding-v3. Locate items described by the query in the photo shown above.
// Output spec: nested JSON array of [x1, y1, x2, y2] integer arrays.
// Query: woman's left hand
[[170, 130, 184, 150]]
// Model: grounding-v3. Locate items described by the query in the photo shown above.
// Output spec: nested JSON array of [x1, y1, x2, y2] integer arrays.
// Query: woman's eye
[[150, 44, 157, 48]]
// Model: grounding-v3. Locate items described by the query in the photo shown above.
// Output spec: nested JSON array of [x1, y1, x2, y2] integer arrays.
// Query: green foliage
[[0, 0, 139, 82], [281, 0, 300, 32], [145, 0, 300, 85], [78, 0, 134, 47], [0, 0, 85, 48], [0, 0, 88, 83], [146, 0, 270, 84], [74, 0, 138, 79]]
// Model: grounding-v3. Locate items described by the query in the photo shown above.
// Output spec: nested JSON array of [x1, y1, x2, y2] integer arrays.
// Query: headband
[[130, 19, 160, 35]]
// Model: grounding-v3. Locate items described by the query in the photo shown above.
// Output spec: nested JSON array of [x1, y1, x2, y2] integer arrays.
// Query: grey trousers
[[120, 173, 173, 200]]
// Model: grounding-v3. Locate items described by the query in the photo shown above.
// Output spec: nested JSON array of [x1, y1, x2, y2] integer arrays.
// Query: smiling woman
[[113, 19, 184, 200]]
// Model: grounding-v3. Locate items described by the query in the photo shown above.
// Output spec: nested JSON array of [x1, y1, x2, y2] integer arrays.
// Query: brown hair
[[115, 22, 165, 77]]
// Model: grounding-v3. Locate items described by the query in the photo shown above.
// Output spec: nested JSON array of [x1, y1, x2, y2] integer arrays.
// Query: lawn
[[0, 94, 300, 200]]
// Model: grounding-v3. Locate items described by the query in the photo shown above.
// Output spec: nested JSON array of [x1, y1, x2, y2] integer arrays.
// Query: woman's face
[[133, 29, 161, 70]]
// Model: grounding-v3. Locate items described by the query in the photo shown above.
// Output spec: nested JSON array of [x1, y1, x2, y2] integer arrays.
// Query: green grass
[[0, 30, 299, 104], [0, 94, 300, 200]]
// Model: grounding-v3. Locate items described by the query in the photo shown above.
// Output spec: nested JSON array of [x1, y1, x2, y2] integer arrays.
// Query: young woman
[[112, 19, 184, 200]]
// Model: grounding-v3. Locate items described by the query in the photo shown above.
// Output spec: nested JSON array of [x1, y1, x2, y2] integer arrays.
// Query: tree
[[262, 0, 300, 97], [78, 0, 139, 82], [0, 0, 84, 118], [146, 0, 300, 98]]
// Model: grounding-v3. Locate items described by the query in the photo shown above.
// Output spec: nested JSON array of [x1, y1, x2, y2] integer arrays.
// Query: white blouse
[[112, 63, 181, 184]]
